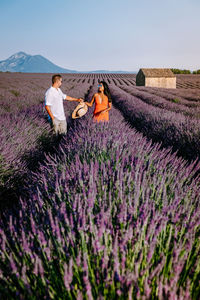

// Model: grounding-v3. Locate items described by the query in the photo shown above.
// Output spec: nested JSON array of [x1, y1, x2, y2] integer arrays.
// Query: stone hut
[[136, 68, 176, 88]]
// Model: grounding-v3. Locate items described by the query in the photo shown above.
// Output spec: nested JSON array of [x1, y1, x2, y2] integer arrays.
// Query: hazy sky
[[0, 0, 200, 71]]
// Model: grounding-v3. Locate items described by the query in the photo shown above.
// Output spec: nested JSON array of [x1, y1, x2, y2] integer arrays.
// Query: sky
[[0, 0, 200, 72]]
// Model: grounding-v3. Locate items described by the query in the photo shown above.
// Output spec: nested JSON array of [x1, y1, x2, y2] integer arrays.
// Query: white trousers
[[53, 117, 67, 135]]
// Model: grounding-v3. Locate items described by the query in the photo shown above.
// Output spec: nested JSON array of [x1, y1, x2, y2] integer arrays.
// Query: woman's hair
[[99, 80, 112, 103]]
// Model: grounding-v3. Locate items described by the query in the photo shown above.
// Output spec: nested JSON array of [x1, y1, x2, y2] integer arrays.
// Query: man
[[45, 74, 83, 135]]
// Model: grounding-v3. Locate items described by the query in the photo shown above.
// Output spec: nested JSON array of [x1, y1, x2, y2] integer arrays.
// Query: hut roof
[[139, 68, 175, 78]]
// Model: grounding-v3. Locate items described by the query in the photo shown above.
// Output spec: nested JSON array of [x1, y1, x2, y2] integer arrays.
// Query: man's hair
[[52, 74, 62, 84]]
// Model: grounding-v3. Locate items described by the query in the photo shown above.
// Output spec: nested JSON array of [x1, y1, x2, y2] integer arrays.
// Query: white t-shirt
[[45, 86, 67, 121]]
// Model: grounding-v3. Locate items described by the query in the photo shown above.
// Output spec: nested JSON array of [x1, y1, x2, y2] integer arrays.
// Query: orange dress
[[93, 94, 111, 122]]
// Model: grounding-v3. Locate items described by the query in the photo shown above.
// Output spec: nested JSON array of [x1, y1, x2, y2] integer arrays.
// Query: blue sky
[[0, 0, 200, 71]]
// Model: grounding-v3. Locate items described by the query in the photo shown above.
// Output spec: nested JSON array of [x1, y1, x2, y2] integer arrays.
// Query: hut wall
[[136, 71, 145, 86], [145, 77, 176, 88]]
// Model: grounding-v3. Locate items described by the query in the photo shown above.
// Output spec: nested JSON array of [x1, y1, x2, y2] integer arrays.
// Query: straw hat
[[72, 102, 88, 119]]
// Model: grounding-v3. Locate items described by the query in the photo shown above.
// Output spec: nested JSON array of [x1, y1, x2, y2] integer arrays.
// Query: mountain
[[86, 70, 136, 74], [0, 51, 137, 73], [0, 52, 77, 73]]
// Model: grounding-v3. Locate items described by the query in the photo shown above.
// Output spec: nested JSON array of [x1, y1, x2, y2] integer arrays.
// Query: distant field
[[0, 72, 200, 299]]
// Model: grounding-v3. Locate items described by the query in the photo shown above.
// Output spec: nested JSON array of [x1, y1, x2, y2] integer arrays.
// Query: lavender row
[[118, 85, 200, 119], [134, 86, 200, 105], [0, 86, 200, 298], [109, 84, 200, 161], [176, 74, 200, 89]]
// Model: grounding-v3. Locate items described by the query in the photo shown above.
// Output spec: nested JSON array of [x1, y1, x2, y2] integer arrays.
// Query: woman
[[85, 81, 112, 122]]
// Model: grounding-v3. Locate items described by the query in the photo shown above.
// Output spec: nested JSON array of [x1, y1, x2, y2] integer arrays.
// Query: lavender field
[[0, 72, 200, 299]]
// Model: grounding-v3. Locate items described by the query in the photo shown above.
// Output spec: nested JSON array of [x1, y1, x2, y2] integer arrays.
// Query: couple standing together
[[45, 74, 112, 135]]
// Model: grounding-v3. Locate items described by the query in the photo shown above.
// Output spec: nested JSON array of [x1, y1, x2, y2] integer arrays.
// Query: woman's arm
[[98, 102, 112, 114], [85, 94, 95, 107], [107, 102, 112, 111]]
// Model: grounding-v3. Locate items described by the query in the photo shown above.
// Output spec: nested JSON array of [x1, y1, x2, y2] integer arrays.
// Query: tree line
[[171, 68, 200, 74]]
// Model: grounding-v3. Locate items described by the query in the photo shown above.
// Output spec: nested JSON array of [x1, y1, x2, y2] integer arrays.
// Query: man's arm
[[45, 105, 54, 120], [65, 95, 83, 102]]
